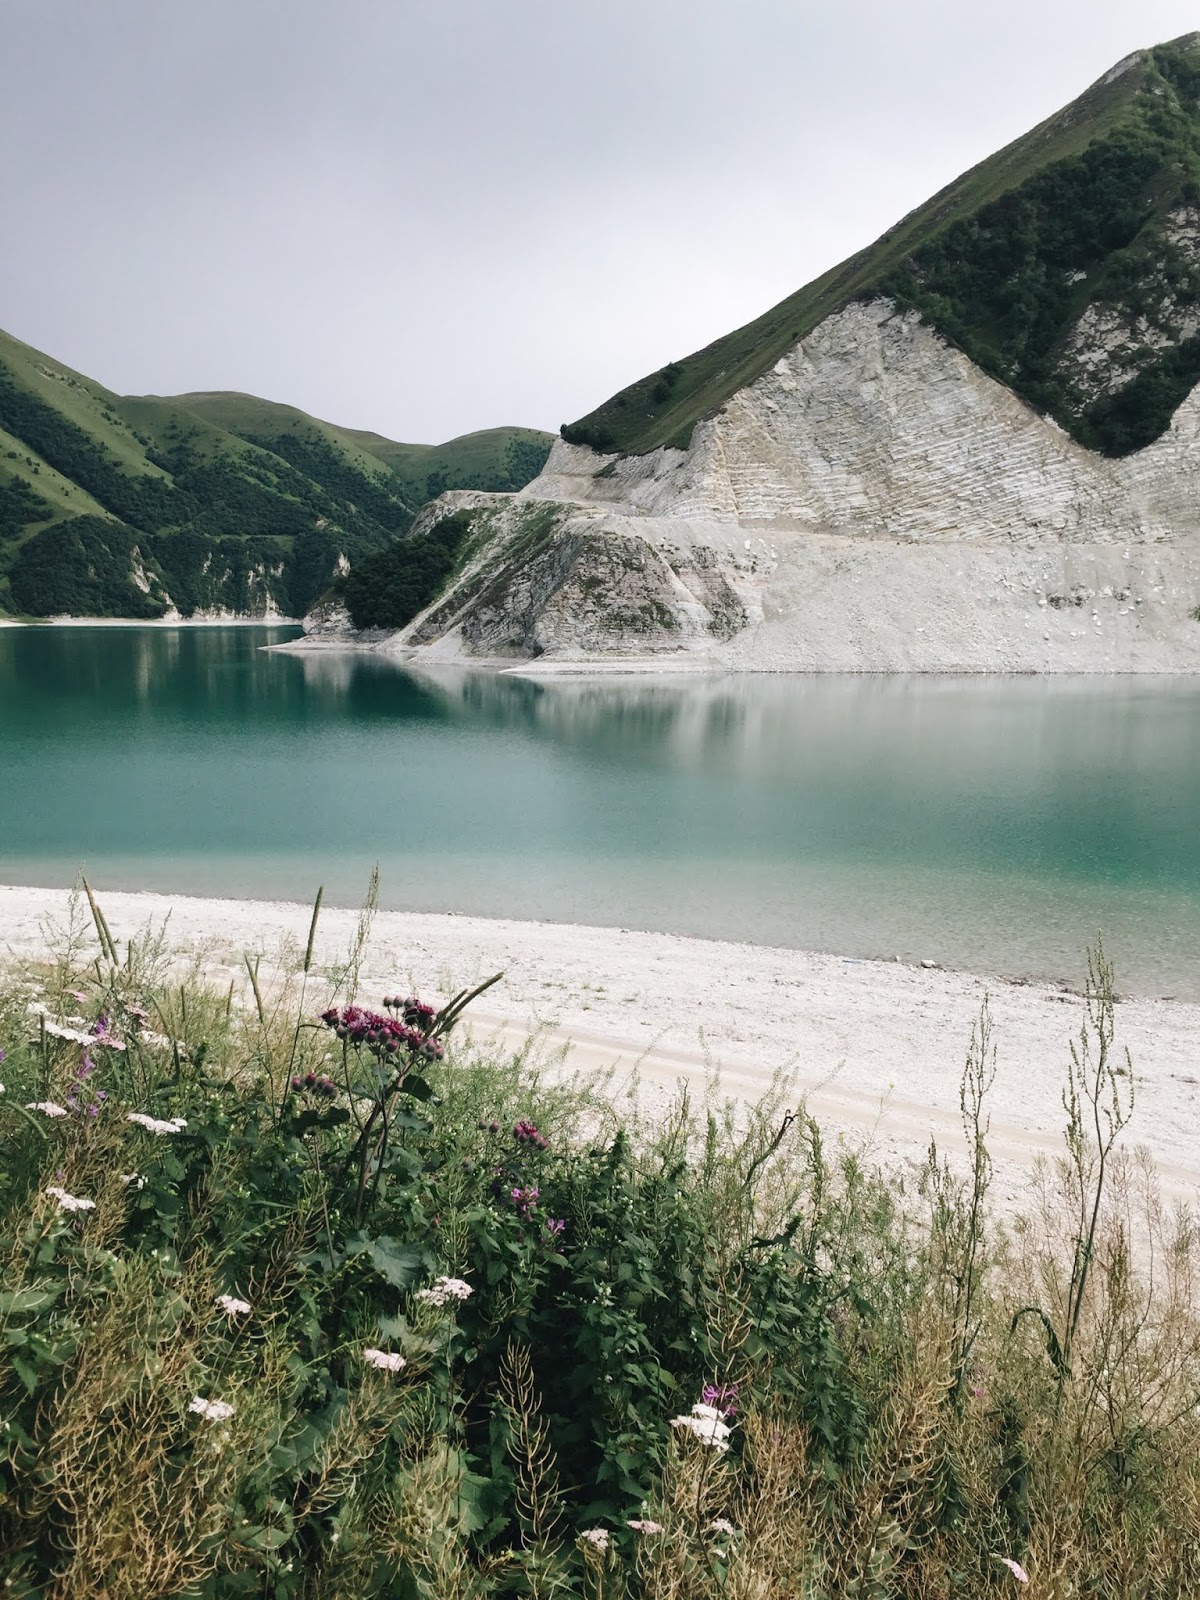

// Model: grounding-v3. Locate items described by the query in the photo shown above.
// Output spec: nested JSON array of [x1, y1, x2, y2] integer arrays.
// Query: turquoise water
[[1, 625, 1198, 996]]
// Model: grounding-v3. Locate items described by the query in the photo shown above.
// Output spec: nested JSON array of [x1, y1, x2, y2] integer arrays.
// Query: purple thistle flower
[[701, 1383, 739, 1420], [319, 1003, 441, 1062], [512, 1120, 548, 1149]]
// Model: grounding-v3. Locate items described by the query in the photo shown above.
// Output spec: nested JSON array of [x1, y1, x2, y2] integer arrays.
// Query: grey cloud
[[2, 0, 1198, 440]]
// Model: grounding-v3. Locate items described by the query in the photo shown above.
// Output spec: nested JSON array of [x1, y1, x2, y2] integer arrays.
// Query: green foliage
[[337, 509, 477, 631], [878, 75, 1200, 454], [0, 477, 53, 540], [246, 431, 413, 535], [283, 527, 343, 617], [0, 336, 552, 619], [2, 910, 1200, 1596], [8, 517, 165, 618], [0, 361, 175, 530], [495, 434, 554, 492], [1082, 330, 1200, 452]]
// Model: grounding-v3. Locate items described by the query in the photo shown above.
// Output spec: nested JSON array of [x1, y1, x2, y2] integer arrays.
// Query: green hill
[[563, 34, 1200, 457], [0, 330, 552, 618]]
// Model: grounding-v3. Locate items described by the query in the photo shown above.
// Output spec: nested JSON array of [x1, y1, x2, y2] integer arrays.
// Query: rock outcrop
[[315, 299, 1200, 672]]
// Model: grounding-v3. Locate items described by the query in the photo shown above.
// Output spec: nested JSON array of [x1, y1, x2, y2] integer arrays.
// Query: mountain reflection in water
[[1, 626, 1197, 997]]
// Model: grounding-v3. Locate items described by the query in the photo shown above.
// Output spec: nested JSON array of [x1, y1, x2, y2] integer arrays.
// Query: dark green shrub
[[8, 516, 166, 617], [337, 510, 476, 631]]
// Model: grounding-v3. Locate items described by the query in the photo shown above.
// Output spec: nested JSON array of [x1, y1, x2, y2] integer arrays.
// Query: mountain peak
[[563, 35, 1200, 459]]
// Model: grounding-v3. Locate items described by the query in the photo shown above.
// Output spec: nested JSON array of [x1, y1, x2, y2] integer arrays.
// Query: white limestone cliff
[[313, 299, 1200, 671]]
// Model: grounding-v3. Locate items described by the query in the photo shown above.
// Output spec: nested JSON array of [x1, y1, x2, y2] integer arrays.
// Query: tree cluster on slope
[[336, 510, 476, 631]]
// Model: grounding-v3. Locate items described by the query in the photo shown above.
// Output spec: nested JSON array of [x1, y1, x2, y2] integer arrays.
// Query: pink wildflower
[[701, 1382, 738, 1419], [89, 1015, 125, 1051], [996, 1556, 1030, 1584]]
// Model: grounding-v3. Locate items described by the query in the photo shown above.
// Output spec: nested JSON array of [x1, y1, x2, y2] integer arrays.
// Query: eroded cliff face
[[321, 300, 1200, 671], [527, 301, 1200, 537]]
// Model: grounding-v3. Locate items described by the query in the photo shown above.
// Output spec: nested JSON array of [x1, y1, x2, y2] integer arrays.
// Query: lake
[[2, 625, 1198, 997]]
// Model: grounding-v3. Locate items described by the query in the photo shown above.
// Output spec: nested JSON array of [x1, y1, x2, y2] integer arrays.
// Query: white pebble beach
[[3, 882, 1198, 1213]]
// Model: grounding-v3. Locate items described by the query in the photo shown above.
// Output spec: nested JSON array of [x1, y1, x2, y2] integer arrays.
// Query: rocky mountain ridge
[[301, 37, 1200, 672], [323, 299, 1199, 671]]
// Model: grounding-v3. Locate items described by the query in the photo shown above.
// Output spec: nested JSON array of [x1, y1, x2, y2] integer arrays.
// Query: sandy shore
[[3, 883, 1198, 1211], [36, 615, 299, 628]]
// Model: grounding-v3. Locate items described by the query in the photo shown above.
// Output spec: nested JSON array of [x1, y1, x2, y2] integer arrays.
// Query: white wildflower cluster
[[362, 1347, 407, 1372], [36, 1018, 95, 1046], [415, 1275, 473, 1308], [26, 1101, 69, 1118], [46, 1186, 96, 1213], [627, 1518, 664, 1534], [126, 1112, 188, 1136], [579, 1527, 609, 1552], [707, 1517, 738, 1537], [188, 1396, 235, 1422], [215, 1294, 252, 1317], [670, 1401, 732, 1452]]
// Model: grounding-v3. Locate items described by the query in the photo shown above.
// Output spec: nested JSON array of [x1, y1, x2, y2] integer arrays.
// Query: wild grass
[[2, 888, 1199, 1597]]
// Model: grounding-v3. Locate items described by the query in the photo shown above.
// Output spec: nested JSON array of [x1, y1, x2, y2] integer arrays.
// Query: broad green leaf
[[290, 1107, 352, 1135], [347, 1234, 425, 1290], [398, 1073, 434, 1102], [0, 1286, 61, 1315]]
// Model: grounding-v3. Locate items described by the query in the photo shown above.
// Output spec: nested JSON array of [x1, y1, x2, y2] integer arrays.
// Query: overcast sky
[[2, 2, 1198, 443]]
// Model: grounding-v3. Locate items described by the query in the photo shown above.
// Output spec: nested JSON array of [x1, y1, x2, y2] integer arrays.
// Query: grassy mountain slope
[[564, 34, 1200, 457], [337, 424, 557, 505], [0, 330, 552, 618], [163, 393, 553, 508]]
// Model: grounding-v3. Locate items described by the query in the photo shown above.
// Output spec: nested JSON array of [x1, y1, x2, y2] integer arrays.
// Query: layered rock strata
[[309, 300, 1200, 671]]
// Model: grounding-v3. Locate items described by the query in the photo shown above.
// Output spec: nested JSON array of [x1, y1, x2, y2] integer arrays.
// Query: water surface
[[2, 626, 1197, 996]]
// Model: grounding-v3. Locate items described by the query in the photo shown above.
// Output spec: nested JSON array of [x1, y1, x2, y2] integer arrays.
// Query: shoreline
[[267, 632, 1200, 676], [0, 615, 300, 629], [3, 882, 1198, 1211], [6, 613, 1200, 671]]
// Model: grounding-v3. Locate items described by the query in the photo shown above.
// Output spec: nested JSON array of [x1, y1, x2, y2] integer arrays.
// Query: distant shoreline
[[0, 615, 300, 629], [3, 881, 1199, 1212]]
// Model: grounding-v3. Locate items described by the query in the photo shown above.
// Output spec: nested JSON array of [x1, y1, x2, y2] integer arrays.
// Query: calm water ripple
[[2, 626, 1198, 996]]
